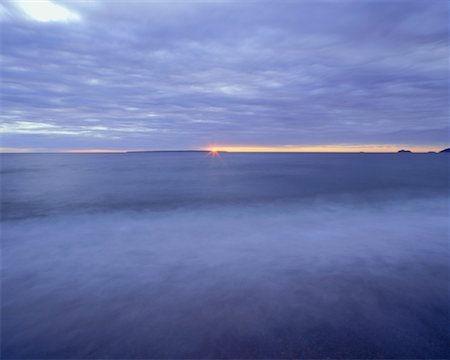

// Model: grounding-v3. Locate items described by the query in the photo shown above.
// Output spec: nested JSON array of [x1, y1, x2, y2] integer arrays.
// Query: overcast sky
[[0, 0, 448, 152]]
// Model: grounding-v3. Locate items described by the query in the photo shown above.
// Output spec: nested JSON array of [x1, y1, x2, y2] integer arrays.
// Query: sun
[[208, 148, 220, 157]]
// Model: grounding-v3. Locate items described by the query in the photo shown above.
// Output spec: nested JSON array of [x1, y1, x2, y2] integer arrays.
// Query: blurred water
[[1, 153, 449, 358]]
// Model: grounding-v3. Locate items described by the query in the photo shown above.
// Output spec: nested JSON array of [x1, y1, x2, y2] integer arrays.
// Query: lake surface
[[1, 153, 449, 358]]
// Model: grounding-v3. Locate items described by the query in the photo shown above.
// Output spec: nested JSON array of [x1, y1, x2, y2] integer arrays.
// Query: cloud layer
[[1, 0, 448, 151]]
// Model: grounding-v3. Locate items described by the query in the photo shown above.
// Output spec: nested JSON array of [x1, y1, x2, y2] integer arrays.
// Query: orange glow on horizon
[[202, 145, 443, 153], [2, 145, 444, 154]]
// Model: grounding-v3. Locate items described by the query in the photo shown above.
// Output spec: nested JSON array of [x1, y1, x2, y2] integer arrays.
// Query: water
[[1, 153, 449, 358]]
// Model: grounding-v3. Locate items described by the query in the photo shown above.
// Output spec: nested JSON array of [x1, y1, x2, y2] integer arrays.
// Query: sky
[[0, 0, 448, 152]]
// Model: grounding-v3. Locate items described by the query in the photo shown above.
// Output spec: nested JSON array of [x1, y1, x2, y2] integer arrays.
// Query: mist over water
[[1, 153, 449, 358]]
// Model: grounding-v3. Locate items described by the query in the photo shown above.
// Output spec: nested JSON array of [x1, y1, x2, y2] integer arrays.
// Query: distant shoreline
[[126, 150, 211, 153], [1, 151, 448, 155]]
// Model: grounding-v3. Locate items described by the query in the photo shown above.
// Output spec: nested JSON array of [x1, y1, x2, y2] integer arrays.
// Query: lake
[[1, 152, 448, 358]]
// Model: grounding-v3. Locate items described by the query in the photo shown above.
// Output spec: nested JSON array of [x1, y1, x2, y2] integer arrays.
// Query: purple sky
[[1, 0, 448, 152]]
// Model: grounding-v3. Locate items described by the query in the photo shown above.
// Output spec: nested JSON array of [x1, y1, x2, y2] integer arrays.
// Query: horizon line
[[0, 150, 447, 154], [1, 144, 448, 154]]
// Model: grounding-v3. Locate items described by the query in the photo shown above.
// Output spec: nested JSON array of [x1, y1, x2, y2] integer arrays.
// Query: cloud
[[0, 0, 448, 150], [8, 0, 81, 22]]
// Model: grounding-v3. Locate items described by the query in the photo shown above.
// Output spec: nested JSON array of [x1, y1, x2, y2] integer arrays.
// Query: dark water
[[1, 153, 449, 358]]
